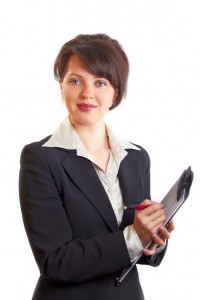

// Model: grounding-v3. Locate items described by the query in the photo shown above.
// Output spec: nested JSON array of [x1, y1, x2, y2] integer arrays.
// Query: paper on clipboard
[[161, 167, 193, 227], [115, 166, 194, 286]]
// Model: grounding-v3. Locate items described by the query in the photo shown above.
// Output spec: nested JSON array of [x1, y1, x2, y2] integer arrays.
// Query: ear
[[59, 80, 64, 100], [115, 89, 119, 98], [109, 89, 119, 110], [113, 89, 118, 102]]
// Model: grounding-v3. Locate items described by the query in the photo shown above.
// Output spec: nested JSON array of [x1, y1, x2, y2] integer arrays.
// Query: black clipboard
[[115, 166, 194, 286]]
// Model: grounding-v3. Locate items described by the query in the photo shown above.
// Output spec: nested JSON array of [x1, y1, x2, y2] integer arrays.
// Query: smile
[[77, 104, 97, 111]]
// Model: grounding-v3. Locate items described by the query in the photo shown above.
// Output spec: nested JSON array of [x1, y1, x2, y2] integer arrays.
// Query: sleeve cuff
[[123, 225, 143, 261]]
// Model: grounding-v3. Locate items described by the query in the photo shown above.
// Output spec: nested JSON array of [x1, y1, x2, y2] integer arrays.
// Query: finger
[[147, 209, 166, 223], [144, 204, 165, 217], [159, 227, 171, 239], [146, 214, 167, 233], [166, 220, 175, 232], [141, 199, 152, 205], [152, 233, 166, 247], [143, 243, 158, 256]]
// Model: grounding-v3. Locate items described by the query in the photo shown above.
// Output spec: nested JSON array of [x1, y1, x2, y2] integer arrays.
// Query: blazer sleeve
[[19, 143, 131, 283], [136, 148, 168, 266]]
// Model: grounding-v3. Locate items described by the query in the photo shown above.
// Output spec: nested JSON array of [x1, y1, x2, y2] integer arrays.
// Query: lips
[[77, 103, 97, 111]]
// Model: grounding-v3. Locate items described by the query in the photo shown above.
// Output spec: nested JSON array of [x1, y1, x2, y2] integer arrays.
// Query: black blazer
[[19, 136, 166, 300]]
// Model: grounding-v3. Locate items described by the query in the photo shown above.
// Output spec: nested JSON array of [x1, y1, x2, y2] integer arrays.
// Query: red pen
[[124, 204, 166, 210]]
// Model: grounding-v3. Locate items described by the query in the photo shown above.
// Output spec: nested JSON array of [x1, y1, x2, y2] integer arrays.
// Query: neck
[[69, 117, 110, 151]]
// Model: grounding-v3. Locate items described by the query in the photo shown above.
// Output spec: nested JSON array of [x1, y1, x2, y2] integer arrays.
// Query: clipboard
[[115, 166, 194, 286]]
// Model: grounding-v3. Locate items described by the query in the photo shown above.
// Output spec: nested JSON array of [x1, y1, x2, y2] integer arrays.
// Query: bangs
[[74, 43, 118, 88]]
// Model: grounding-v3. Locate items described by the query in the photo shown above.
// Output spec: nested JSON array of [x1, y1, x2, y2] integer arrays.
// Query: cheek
[[62, 89, 76, 102], [104, 92, 115, 108]]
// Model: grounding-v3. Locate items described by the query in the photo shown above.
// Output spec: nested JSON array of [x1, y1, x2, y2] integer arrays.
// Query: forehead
[[64, 55, 92, 76], [64, 54, 104, 79]]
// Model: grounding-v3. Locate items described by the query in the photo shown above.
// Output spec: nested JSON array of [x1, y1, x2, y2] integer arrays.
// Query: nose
[[80, 83, 94, 99]]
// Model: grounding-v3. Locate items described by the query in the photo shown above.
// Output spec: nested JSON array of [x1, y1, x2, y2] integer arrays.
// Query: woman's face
[[60, 55, 118, 127]]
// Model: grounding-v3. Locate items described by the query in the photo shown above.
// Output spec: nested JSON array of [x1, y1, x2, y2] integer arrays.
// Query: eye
[[70, 79, 82, 85], [95, 80, 107, 87]]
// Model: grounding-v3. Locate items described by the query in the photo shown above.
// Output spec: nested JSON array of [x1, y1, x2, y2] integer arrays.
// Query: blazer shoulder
[[22, 135, 52, 150], [130, 142, 150, 158], [21, 135, 53, 154], [20, 135, 52, 162], [126, 143, 151, 172]]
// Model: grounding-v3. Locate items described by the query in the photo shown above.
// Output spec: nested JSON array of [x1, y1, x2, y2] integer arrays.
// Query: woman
[[19, 34, 174, 300]]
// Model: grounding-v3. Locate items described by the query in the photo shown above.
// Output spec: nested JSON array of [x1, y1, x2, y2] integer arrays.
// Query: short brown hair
[[54, 34, 129, 109]]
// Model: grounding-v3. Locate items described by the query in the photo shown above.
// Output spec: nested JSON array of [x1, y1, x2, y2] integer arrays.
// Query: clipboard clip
[[177, 166, 194, 201]]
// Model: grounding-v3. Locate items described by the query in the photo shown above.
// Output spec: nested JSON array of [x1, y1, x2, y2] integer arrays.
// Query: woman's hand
[[143, 219, 175, 256], [133, 199, 166, 247], [133, 199, 175, 256]]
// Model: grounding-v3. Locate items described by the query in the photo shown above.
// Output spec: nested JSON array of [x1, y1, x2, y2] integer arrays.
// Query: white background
[[1, 0, 200, 299]]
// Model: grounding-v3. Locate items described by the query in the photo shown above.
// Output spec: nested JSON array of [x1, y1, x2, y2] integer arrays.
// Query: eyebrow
[[67, 73, 83, 78], [67, 73, 108, 80]]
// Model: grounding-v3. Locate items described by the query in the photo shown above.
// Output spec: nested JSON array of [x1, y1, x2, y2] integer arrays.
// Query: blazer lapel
[[118, 154, 140, 229], [118, 154, 140, 205], [61, 150, 119, 232]]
